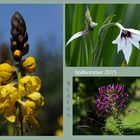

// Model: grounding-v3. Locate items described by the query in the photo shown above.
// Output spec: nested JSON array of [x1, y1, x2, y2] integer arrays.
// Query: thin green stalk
[[93, 22, 116, 66], [88, 31, 96, 67], [112, 102, 124, 135], [7, 123, 15, 136], [82, 36, 88, 66], [15, 66, 23, 136], [88, 31, 94, 50]]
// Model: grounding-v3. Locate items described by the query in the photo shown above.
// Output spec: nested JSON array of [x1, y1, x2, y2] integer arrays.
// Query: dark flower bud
[[11, 11, 29, 61], [22, 43, 29, 55]]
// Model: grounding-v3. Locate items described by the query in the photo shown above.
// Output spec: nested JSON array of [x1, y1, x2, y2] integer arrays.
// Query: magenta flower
[[96, 84, 129, 118]]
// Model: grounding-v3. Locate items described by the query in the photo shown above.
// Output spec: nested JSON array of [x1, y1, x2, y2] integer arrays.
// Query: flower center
[[121, 30, 132, 38]]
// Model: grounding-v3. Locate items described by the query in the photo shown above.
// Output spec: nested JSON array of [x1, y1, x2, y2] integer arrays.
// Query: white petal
[[115, 23, 125, 30], [127, 37, 139, 49], [66, 31, 88, 46], [117, 37, 125, 53], [132, 33, 140, 42], [127, 28, 140, 35], [112, 30, 122, 44], [90, 22, 98, 29], [122, 39, 132, 64]]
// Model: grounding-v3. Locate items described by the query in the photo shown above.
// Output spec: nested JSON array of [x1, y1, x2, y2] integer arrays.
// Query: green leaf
[[93, 14, 116, 66]]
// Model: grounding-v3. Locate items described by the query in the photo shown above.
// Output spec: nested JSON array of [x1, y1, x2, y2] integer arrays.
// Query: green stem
[[88, 31, 96, 67], [88, 31, 94, 50], [113, 110, 124, 135], [15, 66, 23, 136], [82, 36, 88, 66]]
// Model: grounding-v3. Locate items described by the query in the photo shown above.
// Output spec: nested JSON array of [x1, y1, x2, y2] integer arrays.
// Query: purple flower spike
[[96, 84, 129, 118]]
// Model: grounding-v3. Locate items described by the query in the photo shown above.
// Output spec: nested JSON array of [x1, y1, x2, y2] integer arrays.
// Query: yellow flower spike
[[22, 56, 36, 73], [0, 63, 16, 85], [28, 92, 44, 106], [19, 76, 41, 96]]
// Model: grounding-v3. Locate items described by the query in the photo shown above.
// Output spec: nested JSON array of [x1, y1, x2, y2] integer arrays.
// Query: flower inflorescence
[[96, 84, 129, 118], [0, 12, 44, 130]]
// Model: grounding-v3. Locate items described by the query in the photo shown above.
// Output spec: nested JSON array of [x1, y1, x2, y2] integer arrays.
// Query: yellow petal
[[0, 63, 15, 85], [0, 83, 18, 100], [0, 63, 15, 73], [25, 100, 36, 109], [30, 76, 41, 91], [22, 100, 39, 127], [28, 92, 44, 106], [19, 76, 41, 96], [22, 100, 36, 116], [0, 71, 13, 84], [22, 56, 36, 73], [4, 105, 16, 123]]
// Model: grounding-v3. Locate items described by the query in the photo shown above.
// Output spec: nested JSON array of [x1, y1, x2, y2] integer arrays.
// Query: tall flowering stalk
[[0, 12, 44, 135], [96, 84, 129, 135]]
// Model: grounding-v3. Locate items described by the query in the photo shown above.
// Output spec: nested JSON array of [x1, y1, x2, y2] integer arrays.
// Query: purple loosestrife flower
[[96, 84, 129, 118]]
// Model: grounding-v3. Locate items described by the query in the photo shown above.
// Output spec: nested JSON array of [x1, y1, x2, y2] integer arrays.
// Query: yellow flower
[[22, 56, 36, 73], [0, 83, 18, 122], [55, 130, 64, 136], [28, 92, 44, 106], [19, 76, 41, 96], [58, 115, 63, 127], [22, 100, 39, 127], [18, 76, 44, 127], [13, 50, 22, 59], [0, 63, 16, 85]]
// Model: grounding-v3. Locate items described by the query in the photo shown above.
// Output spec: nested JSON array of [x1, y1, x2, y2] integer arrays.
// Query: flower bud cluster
[[11, 12, 29, 61]]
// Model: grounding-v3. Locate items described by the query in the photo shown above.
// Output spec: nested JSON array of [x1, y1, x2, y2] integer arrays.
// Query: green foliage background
[[66, 4, 140, 66]]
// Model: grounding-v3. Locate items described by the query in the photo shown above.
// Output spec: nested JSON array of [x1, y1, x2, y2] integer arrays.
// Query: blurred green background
[[73, 77, 140, 135], [0, 4, 63, 136], [66, 4, 140, 66]]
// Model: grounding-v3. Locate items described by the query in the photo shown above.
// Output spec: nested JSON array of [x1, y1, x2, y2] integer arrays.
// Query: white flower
[[66, 21, 98, 46], [66, 30, 88, 46], [112, 23, 140, 64]]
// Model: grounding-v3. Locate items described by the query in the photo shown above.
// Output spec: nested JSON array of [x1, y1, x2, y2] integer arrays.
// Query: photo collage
[[0, 0, 140, 140]]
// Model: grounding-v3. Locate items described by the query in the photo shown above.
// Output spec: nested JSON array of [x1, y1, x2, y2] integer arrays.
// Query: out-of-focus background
[[73, 77, 140, 135], [66, 4, 140, 66], [0, 4, 63, 136]]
